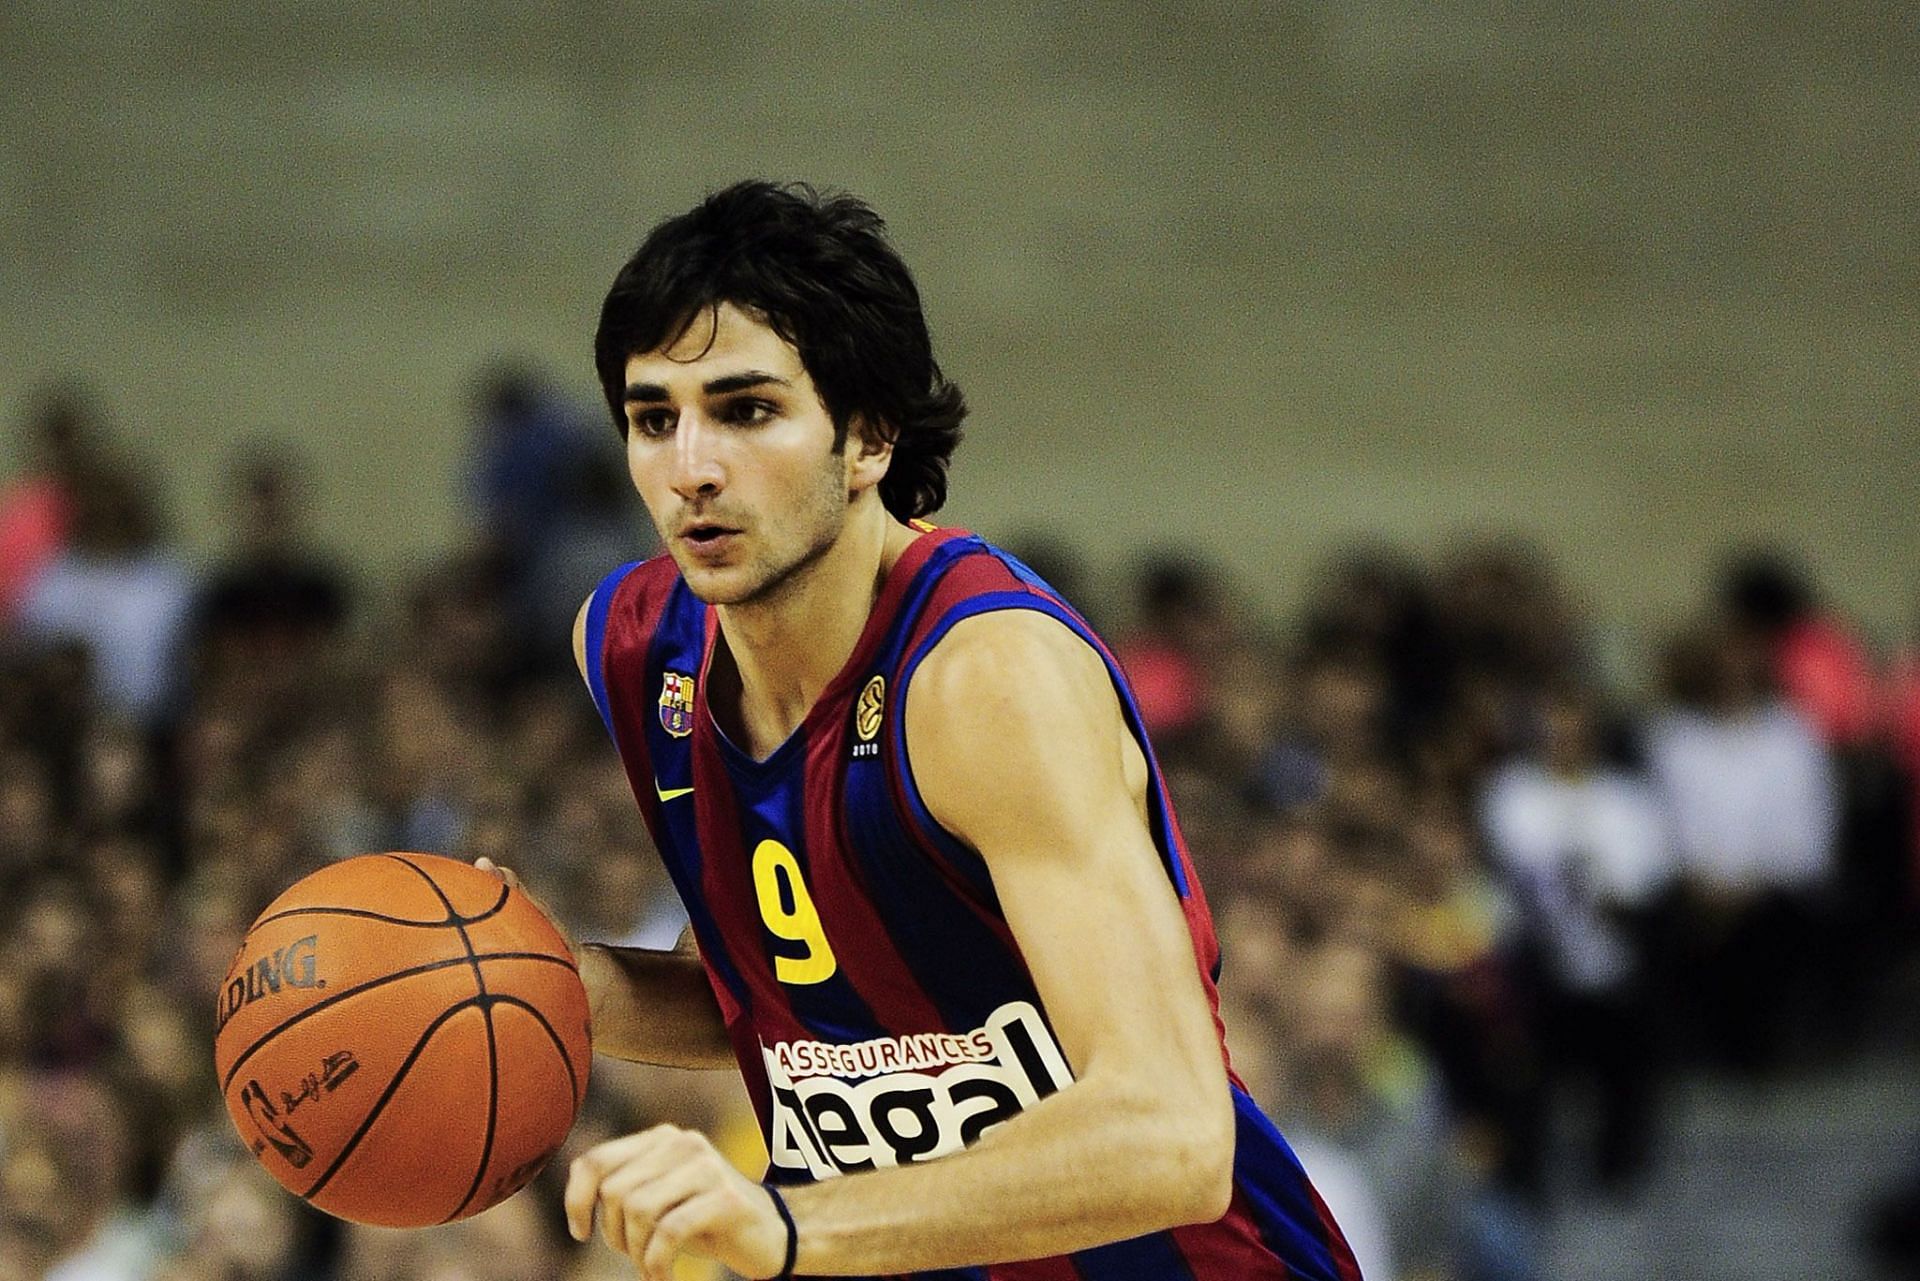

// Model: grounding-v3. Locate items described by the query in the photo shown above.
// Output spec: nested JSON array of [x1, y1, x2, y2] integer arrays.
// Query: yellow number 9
[[751, 840, 838, 985]]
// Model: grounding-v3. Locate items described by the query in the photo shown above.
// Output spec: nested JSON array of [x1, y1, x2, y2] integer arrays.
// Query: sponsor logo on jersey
[[216, 935, 320, 1033], [659, 671, 696, 737], [762, 1000, 1074, 1179], [852, 675, 885, 758]]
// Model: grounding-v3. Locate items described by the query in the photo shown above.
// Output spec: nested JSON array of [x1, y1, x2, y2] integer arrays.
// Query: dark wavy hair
[[594, 181, 966, 521]]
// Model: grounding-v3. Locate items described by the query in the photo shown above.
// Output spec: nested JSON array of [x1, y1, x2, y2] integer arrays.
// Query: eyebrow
[[623, 371, 792, 404]]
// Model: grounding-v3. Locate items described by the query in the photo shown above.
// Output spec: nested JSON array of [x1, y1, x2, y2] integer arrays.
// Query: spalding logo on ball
[[213, 853, 592, 1227]]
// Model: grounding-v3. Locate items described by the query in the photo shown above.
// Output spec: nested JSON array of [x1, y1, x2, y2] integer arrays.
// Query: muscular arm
[[572, 596, 733, 1071], [777, 609, 1235, 1271]]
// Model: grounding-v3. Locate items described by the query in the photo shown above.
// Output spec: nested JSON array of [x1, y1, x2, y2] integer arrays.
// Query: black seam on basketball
[[297, 996, 483, 1202], [482, 994, 582, 1105], [387, 856, 502, 1225], [217, 951, 564, 1094], [476, 951, 580, 974], [446, 987, 502, 1222], [247, 881, 512, 934]]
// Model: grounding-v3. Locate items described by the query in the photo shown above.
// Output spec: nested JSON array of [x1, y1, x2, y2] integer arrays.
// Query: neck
[[713, 503, 919, 752]]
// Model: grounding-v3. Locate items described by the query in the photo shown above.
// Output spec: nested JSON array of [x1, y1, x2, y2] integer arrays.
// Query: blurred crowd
[[2, 376, 1919, 1281]]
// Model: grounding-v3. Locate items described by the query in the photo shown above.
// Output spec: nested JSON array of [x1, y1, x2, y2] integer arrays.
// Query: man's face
[[621, 303, 855, 606]]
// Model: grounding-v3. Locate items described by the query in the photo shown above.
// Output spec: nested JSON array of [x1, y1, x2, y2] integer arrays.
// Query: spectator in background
[[0, 383, 103, 623], [1113, 556, 1230, 745], [1389, 794, 1536, 1202], [1724, 551, 1911, 1042], [1481, 686, 1670, 1192], [1416, 537, 1584, 800], [1645, 624, 1838, 1075], [151, 1160, 306, 1281], [467, 360, 645, 679], [1723, 550, 1878, 750], [1296, 546, 1449, 751], [0, 748, 57, 898], [469, 361, 595, 557], [150, 1127, 323, 1281], [1220, 986, 1398, 1281], [14, 463, 196, 729], [1251, 640, 1392, 815], [193, 449, 350, 697], [0, 1072, 160, 1281], [1271, 942, 1539, 1281]]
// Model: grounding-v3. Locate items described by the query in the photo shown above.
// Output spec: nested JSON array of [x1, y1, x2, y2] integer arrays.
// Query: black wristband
[[763, 1182, 798, 1280]]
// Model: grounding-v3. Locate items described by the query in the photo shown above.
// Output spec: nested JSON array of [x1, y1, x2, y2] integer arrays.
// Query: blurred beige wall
[[3, 2, 1915, 638]]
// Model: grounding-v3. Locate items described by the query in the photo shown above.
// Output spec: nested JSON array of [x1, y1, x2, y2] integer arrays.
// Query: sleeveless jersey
[[585, 527, 1360, 1281]]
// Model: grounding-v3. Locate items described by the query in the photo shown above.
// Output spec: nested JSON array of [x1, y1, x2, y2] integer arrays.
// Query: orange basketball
[[213, 852, 591, 1227]]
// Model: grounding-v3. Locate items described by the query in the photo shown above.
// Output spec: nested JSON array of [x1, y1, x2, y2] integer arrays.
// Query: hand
[[474, 857, 579, 963], [566, 1125, 789, 1280]]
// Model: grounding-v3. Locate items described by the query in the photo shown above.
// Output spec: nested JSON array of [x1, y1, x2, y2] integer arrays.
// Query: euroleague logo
[[851, 675, 884, 760], [762, 1001, 1074, 1179]]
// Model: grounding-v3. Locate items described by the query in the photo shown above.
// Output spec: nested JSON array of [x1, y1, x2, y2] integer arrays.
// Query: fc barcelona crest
[[659, 671, 696, 738]]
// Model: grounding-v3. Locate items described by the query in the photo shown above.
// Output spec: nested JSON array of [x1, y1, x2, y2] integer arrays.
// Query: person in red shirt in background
[[0, 385, 102, 623], [1723, 551, 1879, 749], [1722, 551, 1910, 1051], [1112, 557, 1229, 746]]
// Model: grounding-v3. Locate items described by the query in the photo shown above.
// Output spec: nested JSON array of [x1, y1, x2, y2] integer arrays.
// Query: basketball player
[[485, 181, 1359, 1280]]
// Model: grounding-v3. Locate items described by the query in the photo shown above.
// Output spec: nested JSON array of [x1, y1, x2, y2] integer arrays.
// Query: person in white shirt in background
[[1483, 685, 1671, 1194], [1643, 625, 1839, 1077], [15, 466, 194, 731]]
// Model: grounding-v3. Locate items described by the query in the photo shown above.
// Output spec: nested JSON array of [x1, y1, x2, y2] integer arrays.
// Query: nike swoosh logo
[[654, 782, 695, 802]]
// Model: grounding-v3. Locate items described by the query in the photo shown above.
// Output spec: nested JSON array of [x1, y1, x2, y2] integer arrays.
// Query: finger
[[597, 1154, 686, 1257], [565, 1131, 662, 1243], [569, 1126, 701, 1246], [473, 857, 519, 890], [603, 1137, 713, 1259], [641, 1188, 733, 1281]]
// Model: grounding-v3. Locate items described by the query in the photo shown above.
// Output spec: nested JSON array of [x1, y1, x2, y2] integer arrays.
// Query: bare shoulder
[[921, 603, 1105, 676], [908, 608, 1111, 718], [905, 608, 1132, 850]]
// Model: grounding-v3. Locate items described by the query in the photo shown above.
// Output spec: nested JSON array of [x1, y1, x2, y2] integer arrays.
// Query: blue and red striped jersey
[[584, 526, 1360, 1281]]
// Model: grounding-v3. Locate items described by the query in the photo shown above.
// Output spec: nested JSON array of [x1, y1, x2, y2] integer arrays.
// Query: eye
[[723, 398, 777, 426], [630, 409, 675, 439]]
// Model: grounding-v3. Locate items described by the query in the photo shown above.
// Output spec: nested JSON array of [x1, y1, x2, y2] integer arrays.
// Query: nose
[[666, 411, 725, 500]]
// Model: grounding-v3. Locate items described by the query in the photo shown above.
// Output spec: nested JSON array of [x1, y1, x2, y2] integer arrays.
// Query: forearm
[[783, 1075, 1232, 1275], [580, 943, 735, 1069]]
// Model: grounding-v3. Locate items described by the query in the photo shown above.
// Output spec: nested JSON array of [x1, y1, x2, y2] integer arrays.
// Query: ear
[[844, 415, 895, 497]]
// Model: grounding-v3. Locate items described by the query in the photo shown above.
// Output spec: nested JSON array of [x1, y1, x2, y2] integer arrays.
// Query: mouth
[[677, 521, 742, 560], [680, 521, 739, 545]]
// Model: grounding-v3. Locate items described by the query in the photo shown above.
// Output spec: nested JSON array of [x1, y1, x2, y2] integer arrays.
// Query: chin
[[673, 537, 824, 609], [674, 559, 764, 606]]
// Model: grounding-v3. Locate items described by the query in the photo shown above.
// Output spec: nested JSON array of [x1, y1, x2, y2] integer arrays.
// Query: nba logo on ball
[[659, 671, 696, 737]]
